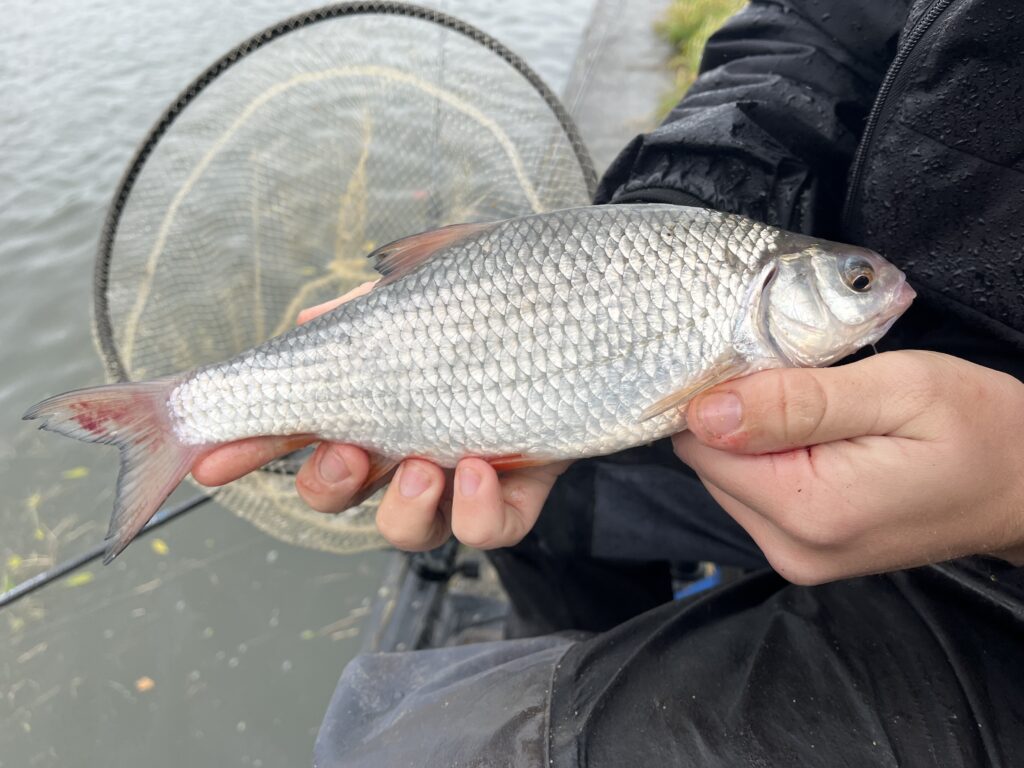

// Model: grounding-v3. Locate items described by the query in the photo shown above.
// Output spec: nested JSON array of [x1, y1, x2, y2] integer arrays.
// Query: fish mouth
[[878, 276, 916, 332], [891, 276, 917, 314], [855, 275, 916, 348]]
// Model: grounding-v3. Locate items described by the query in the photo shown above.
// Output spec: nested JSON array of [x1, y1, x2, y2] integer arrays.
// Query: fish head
[[760, 239, 915, 367]]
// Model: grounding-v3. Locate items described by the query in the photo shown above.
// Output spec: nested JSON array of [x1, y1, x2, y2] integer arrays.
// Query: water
[[0, 1, 594, 764]]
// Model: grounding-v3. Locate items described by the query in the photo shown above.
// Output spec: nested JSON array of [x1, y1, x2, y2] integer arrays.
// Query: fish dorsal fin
[[369, 221, 496, 287], [638, 354, 750, 422]]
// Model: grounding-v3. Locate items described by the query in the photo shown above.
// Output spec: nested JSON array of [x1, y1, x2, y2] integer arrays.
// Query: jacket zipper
[[842, 0, 955, 229]]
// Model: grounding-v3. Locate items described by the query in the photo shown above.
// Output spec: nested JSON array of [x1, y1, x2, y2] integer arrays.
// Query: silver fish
[[25, 204, 915, 560]]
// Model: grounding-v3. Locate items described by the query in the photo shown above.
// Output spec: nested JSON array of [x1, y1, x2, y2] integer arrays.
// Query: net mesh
[[94, 3, 595, 554]]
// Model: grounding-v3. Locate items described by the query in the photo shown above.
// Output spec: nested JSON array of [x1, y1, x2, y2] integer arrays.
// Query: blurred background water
[[0, 1, 594, 764]]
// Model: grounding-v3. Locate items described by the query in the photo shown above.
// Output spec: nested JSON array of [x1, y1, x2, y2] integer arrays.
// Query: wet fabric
[[315, 559, 1024, 766], [547, 559, 1024, 767], [842, 0, 1024, 359], [313, 636, 576, 768], [596, 0, 911, 238]]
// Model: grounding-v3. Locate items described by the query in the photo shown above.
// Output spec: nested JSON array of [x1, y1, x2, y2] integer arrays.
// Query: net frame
[[88, 2, 597, 553], [93, 0, 597, 384]]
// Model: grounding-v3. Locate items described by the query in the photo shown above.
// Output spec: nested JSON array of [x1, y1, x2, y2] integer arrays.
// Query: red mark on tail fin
[[71, 399, 134, 436]]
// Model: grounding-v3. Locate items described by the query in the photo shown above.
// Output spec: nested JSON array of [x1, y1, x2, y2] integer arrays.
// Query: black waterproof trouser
[[314, 454, 1024, 767], [315, 551, 1024, 767]]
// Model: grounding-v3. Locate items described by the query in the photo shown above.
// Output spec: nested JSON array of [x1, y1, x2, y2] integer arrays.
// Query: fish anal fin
[[369, 221, 496, 286], [346, 452, 400, 507], [484, 454, 549, 473], [639, 356, 750, 422]]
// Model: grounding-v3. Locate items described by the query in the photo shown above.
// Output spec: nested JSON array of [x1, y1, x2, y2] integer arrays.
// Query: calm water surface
[[0, 1, 593, 764]]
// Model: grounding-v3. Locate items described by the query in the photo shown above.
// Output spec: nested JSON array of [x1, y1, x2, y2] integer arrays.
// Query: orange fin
[[639, 356, 750, 422], [369, 221, 496, 286], [485, 454, 549, 472], [347, 451, 400, 507]]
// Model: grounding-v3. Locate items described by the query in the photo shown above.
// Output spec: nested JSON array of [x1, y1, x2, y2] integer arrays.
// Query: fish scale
[[167, 205, 774, 460], [26, 203, 913, 560]]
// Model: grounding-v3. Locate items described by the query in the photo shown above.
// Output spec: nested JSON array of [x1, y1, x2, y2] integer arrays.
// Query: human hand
[[191, 282, 570, 551], [674, 351, 1024, 584]]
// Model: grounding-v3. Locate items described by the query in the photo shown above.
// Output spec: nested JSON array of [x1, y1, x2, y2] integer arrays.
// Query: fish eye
[[840, 256, 875, 293]]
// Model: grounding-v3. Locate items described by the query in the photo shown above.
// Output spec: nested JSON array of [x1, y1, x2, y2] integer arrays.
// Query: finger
[[294, 442, 371, 513], [685, 351, 938, 454], [449, 459, 505, 548], [375, 459, 449, 551], [296, 281, 377, 325], [450, 459, 570, 549], [192, 435, 317, 486]]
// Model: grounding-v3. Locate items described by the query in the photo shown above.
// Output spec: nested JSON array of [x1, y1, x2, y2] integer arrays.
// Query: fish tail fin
[[23, 378, 200, 563]]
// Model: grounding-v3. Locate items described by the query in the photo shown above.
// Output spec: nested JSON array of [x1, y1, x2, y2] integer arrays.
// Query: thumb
[[685, 352, 932, 454]]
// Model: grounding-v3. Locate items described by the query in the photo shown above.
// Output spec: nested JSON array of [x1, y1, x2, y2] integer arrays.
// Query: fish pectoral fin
[[369, 220, 498, 287], [638, 355, 750, 422], [346, 452, 400, 508]]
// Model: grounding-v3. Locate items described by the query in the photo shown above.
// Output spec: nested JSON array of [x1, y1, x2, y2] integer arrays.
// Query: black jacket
[[315, 5, 1024, 765], [524, 4, 1024, 763], [597, 0, 1024, 377]]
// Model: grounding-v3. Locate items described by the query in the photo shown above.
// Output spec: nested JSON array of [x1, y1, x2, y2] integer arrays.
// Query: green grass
[[656, 0, 747, 116]]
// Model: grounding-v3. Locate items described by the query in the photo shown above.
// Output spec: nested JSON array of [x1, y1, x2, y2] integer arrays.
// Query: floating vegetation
[[150, 538, 170, 556], [135, 676, 156, 693], [64, 571, 94, 588]]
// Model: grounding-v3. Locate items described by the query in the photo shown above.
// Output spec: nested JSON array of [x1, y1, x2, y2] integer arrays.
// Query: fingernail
[[697, 392, 743, 437], [459, 466, 481, 497], [399, 463, 431, 498], [318, 447, 351, 485]]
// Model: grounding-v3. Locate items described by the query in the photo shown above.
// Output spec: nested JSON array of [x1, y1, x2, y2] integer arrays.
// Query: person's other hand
[[674, 351, 1024, 584], [191, 282, 570, 551]]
